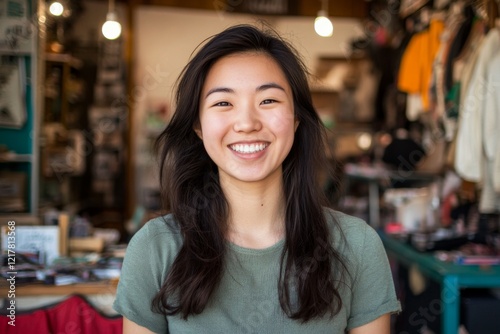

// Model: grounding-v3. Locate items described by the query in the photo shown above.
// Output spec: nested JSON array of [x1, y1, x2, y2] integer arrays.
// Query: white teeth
[[230, 143, 267, 153]]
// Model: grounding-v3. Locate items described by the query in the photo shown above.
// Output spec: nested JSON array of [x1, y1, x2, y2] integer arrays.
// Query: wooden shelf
[[0, 153, 32, 163], [45, 53, 83, 68], [0, 280, 118, 297], [0, 214, 40, 225]]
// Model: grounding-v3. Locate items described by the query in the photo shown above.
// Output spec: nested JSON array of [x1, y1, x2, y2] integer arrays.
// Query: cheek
[[199, 115, 228, 144], [268, 110, 297, 138]]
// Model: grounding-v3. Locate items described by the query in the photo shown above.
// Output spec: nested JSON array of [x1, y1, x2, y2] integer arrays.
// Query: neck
[[220, 171, 286, 249]]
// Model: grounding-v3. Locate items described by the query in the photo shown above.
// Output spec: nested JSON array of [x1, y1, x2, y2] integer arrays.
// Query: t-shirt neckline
[[227, 238, 285, 255]]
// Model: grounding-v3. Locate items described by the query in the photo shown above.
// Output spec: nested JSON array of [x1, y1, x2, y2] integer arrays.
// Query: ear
[[294, 118, 299, 132], [194, 124, 203, 139]]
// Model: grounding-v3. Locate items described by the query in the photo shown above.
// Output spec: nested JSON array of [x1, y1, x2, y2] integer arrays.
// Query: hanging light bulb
[[315, 10, 333, 37], [314, 0, 334, 37], [102, 0, 122, 40], [102, 12, 122, 40], [49, 1, 64, 16]]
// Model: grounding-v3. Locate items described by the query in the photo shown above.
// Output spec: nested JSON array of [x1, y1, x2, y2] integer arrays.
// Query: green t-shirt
[[113, 209, 400, 333]]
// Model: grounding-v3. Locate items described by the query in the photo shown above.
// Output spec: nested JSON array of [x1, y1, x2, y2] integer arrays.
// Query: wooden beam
[[124, 0, 369, 18], [298, 0, 369, 18]]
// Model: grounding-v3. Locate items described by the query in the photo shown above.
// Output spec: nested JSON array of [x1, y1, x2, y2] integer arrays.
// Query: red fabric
[[0, 295, 122, 334], [0, 306, 50, 333]]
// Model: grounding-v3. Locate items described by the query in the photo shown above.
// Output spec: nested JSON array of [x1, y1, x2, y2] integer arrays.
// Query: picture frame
[[1, 225, 60, 265]]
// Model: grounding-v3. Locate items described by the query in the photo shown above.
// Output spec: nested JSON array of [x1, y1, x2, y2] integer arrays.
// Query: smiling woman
[[196, 52, 298, 187], [113, 24, 400, 334]]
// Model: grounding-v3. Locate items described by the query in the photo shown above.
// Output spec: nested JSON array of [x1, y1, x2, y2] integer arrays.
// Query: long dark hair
[[153, 24, 348, 322]]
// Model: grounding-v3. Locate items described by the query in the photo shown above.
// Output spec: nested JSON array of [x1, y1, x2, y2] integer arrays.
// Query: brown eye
[[214, 101, 231, 107], [261, 99, 277, 105]]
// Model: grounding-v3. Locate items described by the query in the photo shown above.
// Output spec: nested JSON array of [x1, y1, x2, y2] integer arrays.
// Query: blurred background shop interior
[[1, 0, 500, 333]]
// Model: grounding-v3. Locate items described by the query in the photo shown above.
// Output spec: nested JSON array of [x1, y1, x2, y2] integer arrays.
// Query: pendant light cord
[[322, 0, 329, 14], [109, 0, 115, 14]]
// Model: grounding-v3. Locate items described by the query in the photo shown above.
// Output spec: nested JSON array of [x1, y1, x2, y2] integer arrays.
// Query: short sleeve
[[346, 224, 401, 330], [113, 221, 169, 334]]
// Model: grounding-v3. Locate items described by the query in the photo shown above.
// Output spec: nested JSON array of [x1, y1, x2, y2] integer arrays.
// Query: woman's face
[[197, 52, 298, 187]]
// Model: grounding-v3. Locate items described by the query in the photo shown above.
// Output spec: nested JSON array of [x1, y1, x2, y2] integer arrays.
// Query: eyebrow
[[205, 87, 234, 98], [257, 82, 286, 93], [204, 82, 286, 99]]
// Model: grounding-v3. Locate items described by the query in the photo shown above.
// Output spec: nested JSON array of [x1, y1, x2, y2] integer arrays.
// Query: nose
[[232, 103, 262, 133]]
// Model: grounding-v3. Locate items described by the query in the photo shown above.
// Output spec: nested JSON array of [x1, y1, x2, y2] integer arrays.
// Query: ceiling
[[115, 0, 370, 18]]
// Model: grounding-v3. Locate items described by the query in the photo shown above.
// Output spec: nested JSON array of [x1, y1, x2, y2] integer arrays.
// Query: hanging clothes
[[453, 19, 487, 90], [443, 6, 475, 92], [483, 53, 500, 163], [454, 28, 500, 183], [400, 0, 431, 18], [398, 18, 445, 115], [454, 27, 500, 212], [482, 52, 500, 211], [443, 18, 487, 142], [431, 10, 465, 120], [456, 22, 488, 113]]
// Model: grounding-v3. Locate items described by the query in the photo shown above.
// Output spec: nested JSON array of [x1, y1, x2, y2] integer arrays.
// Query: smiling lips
[[229, 143, 269, 154]]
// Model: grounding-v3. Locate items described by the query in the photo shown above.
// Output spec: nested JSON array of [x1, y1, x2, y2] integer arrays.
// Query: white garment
[[484, 52, 500, 194], [406, 94, 424, 121], [496, 148, 500, 193], [455, 29, 500, 182], [483, 52, 500, 162], [480, 159, 500, 213], [458, 35, 486, 107]]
